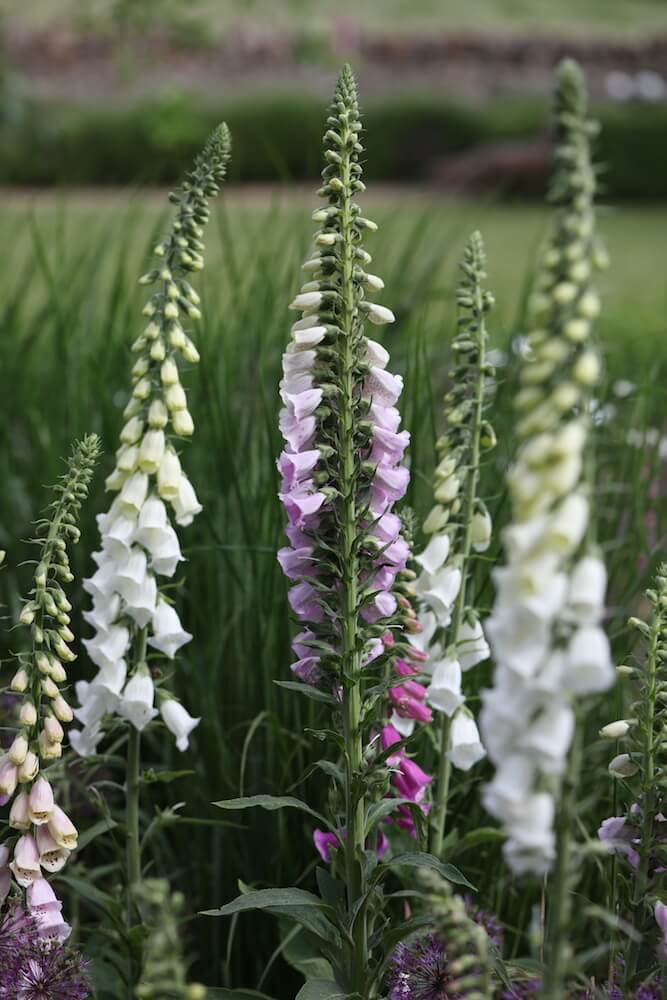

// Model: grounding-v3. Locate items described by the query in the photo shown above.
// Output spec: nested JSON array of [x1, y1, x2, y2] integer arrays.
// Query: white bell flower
[[518, 702, 575, 774], [160, 698, 200, 751], [118, 668, 158, 731], [147, 598, 193, 659], [565, 555, 607, 625], [69, 722, 104, 758], [83, 623, 130, 672], [564, 625, 614, 694], [417, 565, 461, 623], [457, 617, 489, 671], [427, 656, 464, 716], [448, 710, 485, 771], [171, 475, 202, 527], [415, 534, 450, 575]]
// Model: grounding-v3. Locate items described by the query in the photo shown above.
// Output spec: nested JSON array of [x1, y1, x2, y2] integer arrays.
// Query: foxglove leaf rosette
[[72, 126, 231, 755], [480, 61, 614, 878]]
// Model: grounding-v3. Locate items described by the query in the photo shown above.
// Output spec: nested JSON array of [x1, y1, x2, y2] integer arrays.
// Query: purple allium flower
[[0, 903, 90, 1000], [387, 935, 456, 1000], [8, 939, 91, 1000], [463, 896, 504, 952]]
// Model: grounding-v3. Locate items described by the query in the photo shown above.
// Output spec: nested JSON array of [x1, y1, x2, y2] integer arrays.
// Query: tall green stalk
[[429, 232, 493, 857], [614, 568, 667, 988], [337, 93, 367, 987], [542, 723, 582, 999]]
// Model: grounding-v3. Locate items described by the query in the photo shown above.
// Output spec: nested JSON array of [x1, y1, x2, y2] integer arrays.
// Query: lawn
[[3, 0, 665, 37], [1, 189, 666, 993]]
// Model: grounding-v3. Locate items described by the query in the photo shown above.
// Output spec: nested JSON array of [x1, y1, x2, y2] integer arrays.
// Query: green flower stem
[[126, 627, 148, 997], [338, 107, 368, 995], [429, 237, 488, 858], [542, 720, 583, 999], [625, 598, 659, 985]]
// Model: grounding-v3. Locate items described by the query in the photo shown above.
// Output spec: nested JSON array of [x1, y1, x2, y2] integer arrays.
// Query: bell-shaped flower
[[9, 791, 31, 830], [27, 878, 72, 943], [415, 534, 450, 576], [564, 625, 614, 693], [503, 792, 556, 875], [147, 598, 193, 658], [134, 496, 184, 577], [10, 833, 41, 886], [28, 777, 55, 826], [457, 616, 490, 671], [416, 565, 462, 624], [69, 721, 104, 758], [518, 702, 575, 774], [471, 507, 492, 553], [171, 474, 202, 527], [565, 554, 606, 625], [35, 826, 70, 873], [118, 471, 149, 517], [160, 697, 200, 751], [118, 667, 159, 731], [47, 804, 78, 851], [427, 656, 464, 716], [448, 710, 486, 771], [83, 623, 130, 672]]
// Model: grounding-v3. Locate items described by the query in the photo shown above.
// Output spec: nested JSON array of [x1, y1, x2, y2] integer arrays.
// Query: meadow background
[[0, 1, 666, 995]]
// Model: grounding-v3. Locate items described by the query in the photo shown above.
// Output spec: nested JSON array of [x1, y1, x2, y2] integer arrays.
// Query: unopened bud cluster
[[134, 879, 206, 1000], [0, 434, 99, 936], [421, 869, 493, 999], [73, 127, 230, 755], [480, 60, 614, 876]]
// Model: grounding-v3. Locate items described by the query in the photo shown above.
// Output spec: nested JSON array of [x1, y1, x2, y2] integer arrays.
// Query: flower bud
[[19, 701, 37, 727], [11, 668, 29, 692], [18, 752, 39, 783], [9, 791, 31, 830], [8, 734, 29, 766], [38, 731, 62, 761], [51, 695, 74, 724], [599, 720, 630, 740], [608, 753, 639, 779], [43, 716, 64, 743]]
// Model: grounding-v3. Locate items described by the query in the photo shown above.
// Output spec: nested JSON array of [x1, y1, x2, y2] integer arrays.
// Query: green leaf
[[379, 914, 434, 955], [316, 867, 346, 911], [141, 768, 195, 784], [378, 852, 476, 890], [58, 874, 120, 916], [449, 827, 504, 857], [76, 816, 118, 851], [364, 797, 411, 835], [213, 795, 333, 831], [295, 979, 347, 1000], [203, 888, 342, 950], [202, 887, 336, 919], [281, 923, 334, 981], [274, 680, 336, 705]]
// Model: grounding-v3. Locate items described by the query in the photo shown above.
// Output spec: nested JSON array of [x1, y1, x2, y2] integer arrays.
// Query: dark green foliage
[[1, 90, 666, 198]]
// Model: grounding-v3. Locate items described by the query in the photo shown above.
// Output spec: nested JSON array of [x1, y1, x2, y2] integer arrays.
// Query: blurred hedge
[[1, 88, 665, 198]]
